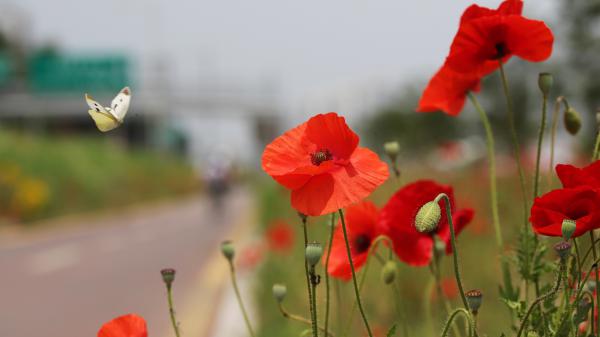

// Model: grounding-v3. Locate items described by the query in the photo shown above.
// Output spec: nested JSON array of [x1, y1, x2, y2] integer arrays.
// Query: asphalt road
[[0, 190, 248, 337]]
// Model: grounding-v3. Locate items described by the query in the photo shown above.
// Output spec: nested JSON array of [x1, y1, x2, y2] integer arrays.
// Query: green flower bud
[[383, 141, 400, 162], [221, 240, 235, 261], [305, 242, 323, 267], [561, 219, 576, 240], [415, 201, 441, 233], [160, 268, 176, 288], [538, 72, 553, 96], [465, 289, 483, 314], [272, 283, 287, 303], [381, 260, 398, 285], [553, 241, 572, 260], [564, 107, 582, 135]]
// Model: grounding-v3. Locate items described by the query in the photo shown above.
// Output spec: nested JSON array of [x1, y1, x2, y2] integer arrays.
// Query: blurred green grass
[[251, 161, 560, 337], [0, 131, 198, 223]]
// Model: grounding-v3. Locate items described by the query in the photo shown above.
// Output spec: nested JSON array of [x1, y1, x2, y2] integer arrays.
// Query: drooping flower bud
[[465, 289, 483, 314], [221, 240, 235, 261], [381, 260, 398, 285], [383, 141, 400, 163], [272, 283, 287, 303], [305, 242, 323, 267], [553, 241, 572, 260], [415, 201, 441, 233], [160, 268, 176, 288], [538, 72, 553, 96], [564, 107, 582, 135], [561, 219, 577, 240]]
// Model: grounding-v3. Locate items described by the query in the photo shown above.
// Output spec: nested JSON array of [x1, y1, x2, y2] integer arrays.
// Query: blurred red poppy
[[417, 65, 481, 116], [447, 7, 553, 76], [262, 112, 389, 216], [326, 201, 381, 280], [556, 161, 600, 189], [379, 180, 473, 266], [431, 277, 459, 301], [266, 220, 295, 254], [98, 314, 147, 337], [530, 186, 600, 238], [238, 243, 265, 271]]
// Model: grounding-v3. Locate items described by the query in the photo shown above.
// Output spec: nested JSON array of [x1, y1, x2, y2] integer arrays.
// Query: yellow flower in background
[[11, 177, 50, 215]]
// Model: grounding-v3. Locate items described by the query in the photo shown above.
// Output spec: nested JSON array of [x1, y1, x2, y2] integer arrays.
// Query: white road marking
[[27, 243, 80, 275]]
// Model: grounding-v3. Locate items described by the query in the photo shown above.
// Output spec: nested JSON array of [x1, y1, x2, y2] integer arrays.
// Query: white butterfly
[[85, 86, 131, 132]]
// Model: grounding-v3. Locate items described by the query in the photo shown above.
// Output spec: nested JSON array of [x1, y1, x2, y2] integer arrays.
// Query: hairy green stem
[[324, 213, 335, 337], [165, 284, 181, 337], [435, 193, 469, 310], [338, 209, 374, 337], [228, 261, 256, 337], [301, 217, 314, 326], [310, 265, 319, 337], [440, 308, 475, 337], [467, 92, 503, 248], [277, 303, 335, 337], [548, 97, 565, 184], [533, 91, 548, 198], [516, 259, 565, 337], [498, 62, 529, 225]]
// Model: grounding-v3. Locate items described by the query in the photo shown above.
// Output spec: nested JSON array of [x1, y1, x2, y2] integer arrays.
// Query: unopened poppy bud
[[561, 219, 577, 240], [383, 141, 400, 162], [221, 240, 235, 261], [305, 242, 323, 267], [381, 260, 398, 284], [465, 289, 483, 314], [564, 107, 582, 135], [538, 72, 553, 96], [160, 268, 176, 288], [553, 241, 572, 260], [272, 283, 287, 303], [415, 201, 441, 233]]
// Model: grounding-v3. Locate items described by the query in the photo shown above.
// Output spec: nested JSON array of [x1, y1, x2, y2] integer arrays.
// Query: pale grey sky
[[0, 0, 557, 116]]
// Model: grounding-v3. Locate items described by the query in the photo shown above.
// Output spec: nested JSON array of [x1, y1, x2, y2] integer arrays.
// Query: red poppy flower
[[325, 201, 381, 280], [530, 186, 600, 238], [556, 161, 600, 189], [266, 219, 295, 254], [379, 180, 474, 266], [459, 0, 522, 24], [262, 112, 389, 216], [238, 243, 265, 271], [417, 65, 481, 116], [431, 277, 459, 301], [447, 13, 553, 76], [98, 314, 147, 337]]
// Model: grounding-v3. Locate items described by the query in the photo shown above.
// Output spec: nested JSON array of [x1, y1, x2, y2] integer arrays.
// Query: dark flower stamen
[[311, 149, 333, 166], [494, 42, 508, 59], [354, 234, 371, 254]]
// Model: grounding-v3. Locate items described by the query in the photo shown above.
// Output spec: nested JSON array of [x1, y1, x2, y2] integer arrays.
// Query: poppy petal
[[304, 112, 359, 160], [417, 65, 481, 116], [98, 314, 147, 337], [504, 16, 554, 62], [291, 147, 388, 216]]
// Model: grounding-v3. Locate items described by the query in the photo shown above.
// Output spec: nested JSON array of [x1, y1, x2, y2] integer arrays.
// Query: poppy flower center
[[494, 42, 508, 59], [311, 149, 333, 166], [354, 234, 371, 254]]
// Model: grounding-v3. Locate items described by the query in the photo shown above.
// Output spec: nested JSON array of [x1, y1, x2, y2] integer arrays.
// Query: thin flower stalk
[[440, 308, 475, 337], [227, 260, 256, 337], [277, 303, 335, 337], [533, 84, 549, 198], [324, 213, 335, 337]]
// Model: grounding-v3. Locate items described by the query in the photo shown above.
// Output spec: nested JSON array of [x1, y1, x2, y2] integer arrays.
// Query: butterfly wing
[[85, 94, 121, 132], [110, 86, 131, 121]]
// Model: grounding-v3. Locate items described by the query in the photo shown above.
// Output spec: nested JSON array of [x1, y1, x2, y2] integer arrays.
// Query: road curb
[[163, 192, 256, 337]]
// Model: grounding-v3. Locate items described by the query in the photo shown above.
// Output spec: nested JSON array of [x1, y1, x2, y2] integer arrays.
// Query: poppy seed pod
[[272, 284, 287, 303], [415, 201, 441, 233], [564, 107, 582, 135], [383, 141, 400, 162], [553, 241, 572, 260], [160, 268, 176, 287], [561, 219, 576, 241], [221, 240, 235, 261], [465, 289, 483, 314], [381, 260, 398, 285], [538, 72, 553, 96], [305, 242, 323, 267]]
